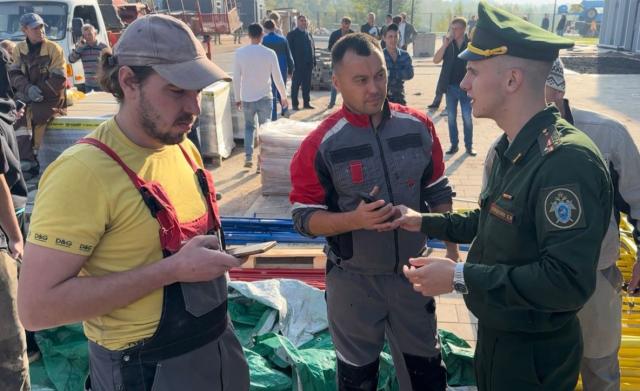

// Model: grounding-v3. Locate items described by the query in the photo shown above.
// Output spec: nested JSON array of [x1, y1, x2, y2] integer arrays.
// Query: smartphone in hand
[[358, 191, 396, 223], [226, 241, 277, 258], [359, 191, 378, 204], [15, 99, 25, 112]]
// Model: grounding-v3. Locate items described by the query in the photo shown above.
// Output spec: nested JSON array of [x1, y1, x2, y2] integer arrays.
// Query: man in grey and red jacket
[[289, 33, 457, 391]]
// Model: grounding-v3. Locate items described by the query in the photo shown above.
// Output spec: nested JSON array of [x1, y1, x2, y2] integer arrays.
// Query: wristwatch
[[453, 262, 468, 294]]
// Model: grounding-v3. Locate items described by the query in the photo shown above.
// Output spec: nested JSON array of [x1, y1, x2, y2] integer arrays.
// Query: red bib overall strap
[[177, 144, 221, 230], [77, 137, 145, 188], [75, 138, 219, 253], [79, 139, 237, 391]]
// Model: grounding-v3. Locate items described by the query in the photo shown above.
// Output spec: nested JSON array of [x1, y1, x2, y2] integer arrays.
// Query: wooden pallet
[[240, 247, 326, 269]]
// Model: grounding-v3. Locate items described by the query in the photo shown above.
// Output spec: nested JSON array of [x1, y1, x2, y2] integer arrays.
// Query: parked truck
[[158, 0, 241, 35], [0, 0, 151, 85], [0, 0, 111, 86], [0, 0, 236, 86]]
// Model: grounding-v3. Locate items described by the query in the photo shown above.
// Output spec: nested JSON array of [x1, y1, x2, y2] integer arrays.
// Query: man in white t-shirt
[[399, 12, 417, 50], [233, 23, 288, 169]]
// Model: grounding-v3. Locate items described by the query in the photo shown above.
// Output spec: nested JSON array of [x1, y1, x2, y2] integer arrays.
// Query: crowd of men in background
[[0, 7, 588, 178], [0, 9, 579, 175]]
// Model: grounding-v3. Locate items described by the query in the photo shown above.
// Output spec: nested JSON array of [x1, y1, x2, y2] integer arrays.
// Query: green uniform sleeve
[[420, 209, 480, 244], [464, 147, 612, 312]]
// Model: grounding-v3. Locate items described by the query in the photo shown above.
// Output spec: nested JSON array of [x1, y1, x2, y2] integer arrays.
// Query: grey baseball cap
[[114, 14, 229, 90], [20, 13, 47, 28]]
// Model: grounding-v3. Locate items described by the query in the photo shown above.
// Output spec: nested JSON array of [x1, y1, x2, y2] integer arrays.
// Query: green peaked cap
[[459, 1, 574, 62]]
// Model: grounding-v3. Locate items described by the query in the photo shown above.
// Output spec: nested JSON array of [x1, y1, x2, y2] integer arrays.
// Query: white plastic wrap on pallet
[[230, 88, 246, 140], [201, 80, 235, 159], [258, 118, 319, 196]]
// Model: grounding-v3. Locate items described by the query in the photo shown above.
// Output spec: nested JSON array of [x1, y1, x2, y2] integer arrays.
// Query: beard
[[139, 89, 194, 145]]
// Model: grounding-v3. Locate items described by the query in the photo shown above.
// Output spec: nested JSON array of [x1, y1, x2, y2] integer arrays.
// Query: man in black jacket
[[361, 12, 381, 39], [327, 17, 353, 108], [541, 14, 550, 31], [0, 46, 29, 391], [432, 17, 475, 156], [287, 15, 315, 110]]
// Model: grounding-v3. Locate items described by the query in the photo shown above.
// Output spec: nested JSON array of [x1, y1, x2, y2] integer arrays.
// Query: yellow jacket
[[8, 38, 66, 124]]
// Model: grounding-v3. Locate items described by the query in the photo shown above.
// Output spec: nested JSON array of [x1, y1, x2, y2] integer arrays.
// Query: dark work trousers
[[291, 64, 313, 108], [474, 316, 582, 391], [326, 264, 447, 391]]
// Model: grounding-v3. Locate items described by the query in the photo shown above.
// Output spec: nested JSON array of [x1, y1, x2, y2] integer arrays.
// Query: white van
[[0, 0, 109, 86]]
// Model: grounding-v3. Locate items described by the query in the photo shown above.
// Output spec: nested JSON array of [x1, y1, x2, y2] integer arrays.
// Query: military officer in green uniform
[[381, 2, 614, 390]]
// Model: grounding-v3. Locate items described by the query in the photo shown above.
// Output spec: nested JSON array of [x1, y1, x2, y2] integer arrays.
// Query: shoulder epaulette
[[538, 125, 561, 156]]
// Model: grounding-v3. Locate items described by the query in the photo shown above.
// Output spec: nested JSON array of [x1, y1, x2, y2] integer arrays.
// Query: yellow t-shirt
[[27, 118, 208, 350]]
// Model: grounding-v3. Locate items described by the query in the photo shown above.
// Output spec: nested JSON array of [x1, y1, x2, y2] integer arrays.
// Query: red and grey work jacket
[[290, 101, 454, 274]]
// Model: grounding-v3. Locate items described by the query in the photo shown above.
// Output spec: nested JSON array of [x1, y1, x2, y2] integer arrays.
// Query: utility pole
[[254, 0, 258, 23], [410, 0, 415, 24], [551, 0, 558, 33], [389, 0, 393, 15]]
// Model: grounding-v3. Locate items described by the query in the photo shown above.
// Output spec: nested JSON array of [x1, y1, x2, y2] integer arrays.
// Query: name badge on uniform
[[489, 202, 514, 224]]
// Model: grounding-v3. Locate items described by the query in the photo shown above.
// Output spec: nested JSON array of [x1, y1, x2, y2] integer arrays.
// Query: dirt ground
[[562, 51, 640, 74]]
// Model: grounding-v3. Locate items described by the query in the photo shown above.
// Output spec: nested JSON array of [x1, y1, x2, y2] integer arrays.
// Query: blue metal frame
[[221, 217, 471, 251]]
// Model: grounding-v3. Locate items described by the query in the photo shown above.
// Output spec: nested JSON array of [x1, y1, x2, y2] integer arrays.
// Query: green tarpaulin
[[30, 280, 476, 390]]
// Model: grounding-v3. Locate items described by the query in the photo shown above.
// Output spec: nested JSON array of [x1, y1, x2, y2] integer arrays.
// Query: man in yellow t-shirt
[[18, 15, 249, 390]]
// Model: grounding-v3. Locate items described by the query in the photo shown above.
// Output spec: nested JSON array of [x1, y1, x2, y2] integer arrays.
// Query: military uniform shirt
[[422, 106, 613, 333]]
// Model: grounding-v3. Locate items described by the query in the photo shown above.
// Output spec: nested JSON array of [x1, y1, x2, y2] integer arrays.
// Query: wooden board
[[240, 247, 326, 269]]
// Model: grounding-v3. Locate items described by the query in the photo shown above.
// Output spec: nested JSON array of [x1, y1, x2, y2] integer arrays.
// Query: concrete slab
[[436, 302, 460, 323]]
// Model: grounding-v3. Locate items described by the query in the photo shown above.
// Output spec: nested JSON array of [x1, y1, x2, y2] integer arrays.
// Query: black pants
[[291, 65, 313, 107], [430, 92, 443, 108], [475, 318, 582, 391]]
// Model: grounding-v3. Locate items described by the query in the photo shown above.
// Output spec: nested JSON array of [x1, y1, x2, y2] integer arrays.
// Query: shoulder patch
[[538, 125, 561, 156], [541, 184, 586, 231]]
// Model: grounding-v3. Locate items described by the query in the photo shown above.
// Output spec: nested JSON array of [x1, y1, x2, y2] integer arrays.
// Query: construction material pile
[[258, 119, 318, 196], [576, 217, 639, 391], [616, 218, 640, 391], [311, 49, 333, 91]]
